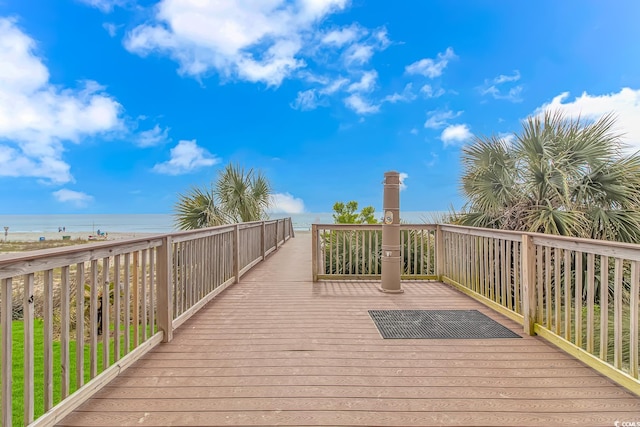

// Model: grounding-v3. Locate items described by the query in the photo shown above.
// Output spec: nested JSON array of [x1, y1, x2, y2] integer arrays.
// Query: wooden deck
[[59, 232, 640, 426]]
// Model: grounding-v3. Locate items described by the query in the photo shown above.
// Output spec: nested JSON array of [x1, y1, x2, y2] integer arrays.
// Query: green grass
[[1, 319, 151, 426]]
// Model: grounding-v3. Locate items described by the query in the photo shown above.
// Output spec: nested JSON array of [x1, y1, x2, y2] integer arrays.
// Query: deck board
[[59, 232, 640, 426]]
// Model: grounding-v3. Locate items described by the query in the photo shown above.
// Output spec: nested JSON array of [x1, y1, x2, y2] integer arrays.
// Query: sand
[[2, 231, 159, 243], [2, 228, 307, 243]]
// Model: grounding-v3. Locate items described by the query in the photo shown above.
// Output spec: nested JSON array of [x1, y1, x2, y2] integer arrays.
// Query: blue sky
[[1, 0, 639, 215]]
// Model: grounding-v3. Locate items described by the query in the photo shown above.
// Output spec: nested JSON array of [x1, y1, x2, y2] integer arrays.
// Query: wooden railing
[[0, 218, 293, 426], [311, 224, 437, 281], [311, 223, 640, 394]]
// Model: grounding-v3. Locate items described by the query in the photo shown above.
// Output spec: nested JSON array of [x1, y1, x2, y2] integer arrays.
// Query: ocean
[[0, 211, 445, 234]]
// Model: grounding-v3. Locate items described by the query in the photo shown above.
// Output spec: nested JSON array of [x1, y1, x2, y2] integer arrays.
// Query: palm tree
[[457, 111, 640, 243], [174, 163, 272, 230], [174, 186, 227, 230], [216, 163, 271, 223]]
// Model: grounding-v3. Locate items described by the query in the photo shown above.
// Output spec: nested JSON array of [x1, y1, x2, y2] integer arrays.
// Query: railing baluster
[[506, 240, 512, 310], [502, 240, 508, 307], [2, 278, 13, 426], [600, 256, 609, 361], [102, 257, 110, 370], [575, 251, 583, 348], [545, 246, 551, 328], [564, 250, 572, 341], [489, 238, 495, 301], [61, 265, 70, 398], [142, 249, 148, 341], [586, 253, 595, 354], [536, 245, 543, 322], [361, 230, 366, 274], [554, 248, 561, 334], [24, 273, 35, 424], [630, 260, 639, 378], [124, 253, 131, 353], [514, 241, 520, 314], [44, 269, 54, 411], [133, 251, 140, 348], [114, 255, 121, 362], [368, 230, 373, 274], [416, 230, 422, 274], [522, 234, 536, 336], [76, 262, 85, 389], [89, 260, 98, 378], [614, 257, 623, 369]]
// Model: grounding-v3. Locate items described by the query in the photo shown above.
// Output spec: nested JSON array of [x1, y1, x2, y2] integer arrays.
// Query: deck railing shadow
[[0, 218, 293, 427], [312, 223, 640, 396]]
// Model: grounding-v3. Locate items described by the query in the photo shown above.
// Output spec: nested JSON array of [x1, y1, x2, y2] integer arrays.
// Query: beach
[[2, 231, 158, 243]]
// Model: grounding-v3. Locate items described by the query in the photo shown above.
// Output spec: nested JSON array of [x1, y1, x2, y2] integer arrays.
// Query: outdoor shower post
[[380, 171, 403, 293]]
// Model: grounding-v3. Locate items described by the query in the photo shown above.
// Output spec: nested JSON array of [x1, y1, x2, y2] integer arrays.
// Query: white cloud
[[410, 128, 419, 135], [269, 192, 305, 214], [77, 0, 128, 12], [102, 22, 120, 37], [533, 88, 640, 150], [383, 83, 417, 104], [291, 77, 349, 111], [53, 189, 94, 208], [424, 109, 463, 129], [291, 89, 319, 111], [494, 70, 521, 84], [479, 70, 523, 102], [399, 172, 408, 191], [136, 124, 170, 147], [344, 43, 374, 65], [124, 0, 350, 87], [405, 47, 457, 78], [0, 18, 123, 184], [344, 94, 380, 114], [420, 84, 445, 98], [498, 132, 516, 146], [152, 139, 219, 175], [319, 77, 349, 95], [322, 24, 366, 47], [441, 124, 472, 146], [342, 27, 390, 66], [374, 29, 391, 48], [347, 70, 377, 93]]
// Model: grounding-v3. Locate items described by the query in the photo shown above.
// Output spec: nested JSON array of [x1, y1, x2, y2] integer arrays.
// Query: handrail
[[0, 217, 293, 426], [311, 222, 640, 395]]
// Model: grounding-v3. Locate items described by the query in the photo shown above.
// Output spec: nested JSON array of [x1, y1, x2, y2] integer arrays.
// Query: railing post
[[275, 220, 279, 249], [261, 221, 266, 260], [233, 224, 240, 283], [521, 234, 537, 336], [436, 224, 444, 280], [312, 224, 318, 282], [157, 236, 173, 343]]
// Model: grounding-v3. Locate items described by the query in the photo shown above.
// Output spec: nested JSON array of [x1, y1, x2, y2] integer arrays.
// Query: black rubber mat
[[368, 309, 521, 339]]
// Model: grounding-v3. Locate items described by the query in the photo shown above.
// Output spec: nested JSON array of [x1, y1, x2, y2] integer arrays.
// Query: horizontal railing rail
[[0, 218, 293, 426], [311, 222, 640, 395]]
